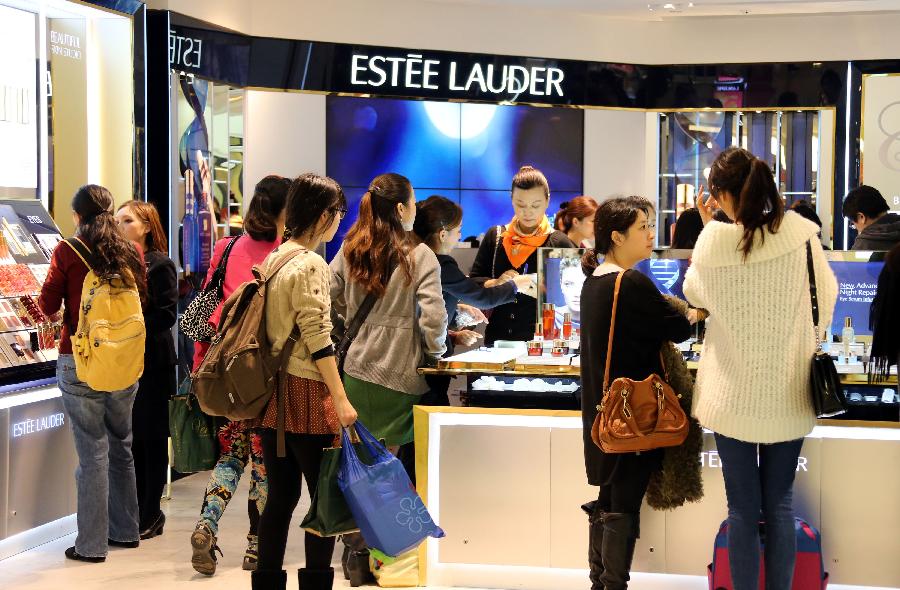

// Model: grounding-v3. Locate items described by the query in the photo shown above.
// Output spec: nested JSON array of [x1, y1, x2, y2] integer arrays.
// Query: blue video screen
[[829, 260, 883, 337], [635, 258, 691, 301], [326, 96, 584, 259]]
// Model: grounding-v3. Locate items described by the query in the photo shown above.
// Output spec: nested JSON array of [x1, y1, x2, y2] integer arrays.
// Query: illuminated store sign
[[11, 413, 65, 438], [350, 53, 565, 98], [169, 30, 202, 69]]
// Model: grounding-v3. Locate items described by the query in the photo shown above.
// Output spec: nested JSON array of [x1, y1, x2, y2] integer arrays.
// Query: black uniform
[[469, 225, 574, 345]]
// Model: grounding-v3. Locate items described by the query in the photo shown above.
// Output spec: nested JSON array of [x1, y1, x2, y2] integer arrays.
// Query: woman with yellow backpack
[[39, 184, 148, 563]]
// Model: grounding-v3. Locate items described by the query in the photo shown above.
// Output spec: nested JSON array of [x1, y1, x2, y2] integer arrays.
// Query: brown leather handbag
[[591, 271, 690, 454]]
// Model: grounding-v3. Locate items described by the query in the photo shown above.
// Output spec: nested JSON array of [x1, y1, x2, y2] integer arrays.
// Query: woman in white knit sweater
[[683, 147, 837, 590]]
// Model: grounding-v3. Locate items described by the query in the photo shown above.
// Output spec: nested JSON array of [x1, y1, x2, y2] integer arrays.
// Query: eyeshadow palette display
[[0, 200, 65, 386]]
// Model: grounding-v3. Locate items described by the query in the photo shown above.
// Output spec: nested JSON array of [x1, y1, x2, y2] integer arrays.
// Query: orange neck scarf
[[502, 216, 552, 270]]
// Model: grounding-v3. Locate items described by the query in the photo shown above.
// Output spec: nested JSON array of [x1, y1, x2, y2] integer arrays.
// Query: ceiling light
[[664, 3, 676, 8]]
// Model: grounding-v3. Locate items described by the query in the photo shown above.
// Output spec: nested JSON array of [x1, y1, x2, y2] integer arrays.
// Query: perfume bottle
[[842, 317, 855, 359], [542, 303, 555, 340], [562, 312, 573, 340], [197, 190, 214, 273], [182, 169, 199, 275]]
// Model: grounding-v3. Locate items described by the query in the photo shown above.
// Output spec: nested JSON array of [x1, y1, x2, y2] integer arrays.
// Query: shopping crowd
[[38, 147, 900, 590]]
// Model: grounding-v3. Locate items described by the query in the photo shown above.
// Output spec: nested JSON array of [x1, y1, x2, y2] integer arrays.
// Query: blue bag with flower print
[[337, 421, 444, 556]]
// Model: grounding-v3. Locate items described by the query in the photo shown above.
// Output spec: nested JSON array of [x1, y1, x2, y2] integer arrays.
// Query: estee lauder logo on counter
[[350, 53, 566, 98], [11, 413, 65, 438], [169, 29, 203, 69], [50, 31, 82, 60]]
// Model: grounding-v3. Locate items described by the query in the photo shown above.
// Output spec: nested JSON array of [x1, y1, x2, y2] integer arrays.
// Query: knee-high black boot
[[599, 512, 640, 590], [251, 569, 287, 590], [299, 567, 334, 590], [582, 501, 604, 590]]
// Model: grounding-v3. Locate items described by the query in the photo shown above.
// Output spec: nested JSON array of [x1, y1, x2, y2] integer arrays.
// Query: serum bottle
[[841, 317, 855, 359]]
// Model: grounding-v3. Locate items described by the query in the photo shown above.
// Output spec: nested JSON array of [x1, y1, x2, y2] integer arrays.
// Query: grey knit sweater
[[330, 243, 448, 395]]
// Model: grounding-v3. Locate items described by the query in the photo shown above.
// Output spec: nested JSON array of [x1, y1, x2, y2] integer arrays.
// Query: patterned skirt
[[256, 373, 340, 435]]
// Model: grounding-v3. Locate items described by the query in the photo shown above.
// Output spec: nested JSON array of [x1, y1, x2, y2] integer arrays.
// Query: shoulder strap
[[806, 240, 821, 345], [602, 271, 626, 392], [63, 237, 97, 272], [205, 236, 240, 294], [491, 225, 504, 278]]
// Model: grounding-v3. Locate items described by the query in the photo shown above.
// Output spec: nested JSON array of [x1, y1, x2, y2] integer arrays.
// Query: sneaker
[[243, 534, 258, 571], [190, 523, 222, 576]]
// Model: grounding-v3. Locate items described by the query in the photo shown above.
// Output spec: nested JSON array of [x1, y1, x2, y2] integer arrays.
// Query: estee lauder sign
[[350, 52, 565, 99]]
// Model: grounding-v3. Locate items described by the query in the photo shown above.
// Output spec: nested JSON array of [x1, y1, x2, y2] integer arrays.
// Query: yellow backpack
[[64, 238, 146, 392]]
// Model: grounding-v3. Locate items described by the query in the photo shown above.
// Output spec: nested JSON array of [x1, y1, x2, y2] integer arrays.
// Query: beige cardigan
[[263, 242, 334, 382]]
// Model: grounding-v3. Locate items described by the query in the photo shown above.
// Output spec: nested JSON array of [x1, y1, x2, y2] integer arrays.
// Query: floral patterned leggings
[[197, 420, 268, 552]]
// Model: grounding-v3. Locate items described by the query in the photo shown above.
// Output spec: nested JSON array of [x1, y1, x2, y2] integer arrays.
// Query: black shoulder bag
[[806, 240, 847, 418], [335, 261, 397, 376], [179, 236, 240, 343]]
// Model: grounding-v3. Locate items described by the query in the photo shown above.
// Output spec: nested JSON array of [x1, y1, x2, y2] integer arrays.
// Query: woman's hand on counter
[[453, 329, 483, 347]]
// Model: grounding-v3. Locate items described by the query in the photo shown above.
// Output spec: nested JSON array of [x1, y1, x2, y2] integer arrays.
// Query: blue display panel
[[326, 95, 585, 258], [634, 257, 691, 301], [829, 259, 883, 337]]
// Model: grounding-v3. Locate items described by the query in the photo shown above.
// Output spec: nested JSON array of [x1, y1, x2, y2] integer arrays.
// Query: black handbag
[[805, 241, 847, 418], [179, 236, 240, 343]]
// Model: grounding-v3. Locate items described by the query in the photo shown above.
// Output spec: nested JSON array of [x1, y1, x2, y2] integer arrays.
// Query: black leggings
[[257, 429, 335, 571]]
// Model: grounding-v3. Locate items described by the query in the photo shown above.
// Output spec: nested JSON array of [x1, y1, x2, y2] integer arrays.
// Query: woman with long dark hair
[[39, 185, 147, 563], [684, 147, 837, 590], [580, 196, 693, 590], [115, 200, 177, 540], [190, 175, 291, 575], [469, 165, 575, 345], [251, 174, 357, 590], [330, 173, 447, 585]]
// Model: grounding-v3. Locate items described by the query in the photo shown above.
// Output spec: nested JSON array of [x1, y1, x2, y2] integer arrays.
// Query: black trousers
[[133, 437, 168, 529], [596, 463, 654, 514], [257, 429, 335, 571]]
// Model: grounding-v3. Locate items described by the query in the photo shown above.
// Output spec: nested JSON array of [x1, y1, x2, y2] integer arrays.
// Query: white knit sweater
[[683, 212, 838, 443]]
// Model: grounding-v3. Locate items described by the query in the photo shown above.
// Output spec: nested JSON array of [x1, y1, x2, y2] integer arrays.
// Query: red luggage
[[707, 517, 829, 590]]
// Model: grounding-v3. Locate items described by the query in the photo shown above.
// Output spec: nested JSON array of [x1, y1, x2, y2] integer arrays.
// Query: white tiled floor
[[0, 473, 893, 590], [0, 472, 467, 590]]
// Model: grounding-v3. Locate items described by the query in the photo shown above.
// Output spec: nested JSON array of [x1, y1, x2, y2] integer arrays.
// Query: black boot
[[251, 569, 287, 590], [341, 532, 374, 587], [582, 501, 604, 590], [599, 512, 640, 590], [298, 567, 335, 590]]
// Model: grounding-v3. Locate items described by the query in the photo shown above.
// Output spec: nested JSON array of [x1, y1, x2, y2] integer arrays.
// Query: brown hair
[[243, 175, 291, 242], [117, 200, 168, 253], [554, 195, 598, 232], [413, 195, 463, 251], [708, 147, 784, 259], [342, 173, 415, 297], [72, 185, 146, 298], [511, 165, 550, 198], [581, 196, 654, 275]]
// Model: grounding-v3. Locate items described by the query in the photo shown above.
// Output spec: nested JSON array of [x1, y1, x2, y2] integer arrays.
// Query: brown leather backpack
[[591, 271, 689, 454], [192, 248, 302, 456]]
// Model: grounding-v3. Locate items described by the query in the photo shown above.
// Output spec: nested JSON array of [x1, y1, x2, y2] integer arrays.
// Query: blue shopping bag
[[337, 422, 444, 556]]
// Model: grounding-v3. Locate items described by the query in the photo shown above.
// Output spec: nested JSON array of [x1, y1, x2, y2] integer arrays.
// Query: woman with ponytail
[[684, 147, 837, 590], [555, 195, 598, 247], [39, 185, 147, 563], [330, 173, 447, 585]]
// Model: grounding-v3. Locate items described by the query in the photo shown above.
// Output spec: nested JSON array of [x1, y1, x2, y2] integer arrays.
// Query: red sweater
[[39, 238, 144, 355]]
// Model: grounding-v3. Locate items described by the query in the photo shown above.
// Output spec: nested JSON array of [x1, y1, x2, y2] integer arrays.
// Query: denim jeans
[[58, 354, 139, 557], [714, 433, 804, 590]]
